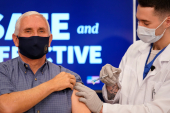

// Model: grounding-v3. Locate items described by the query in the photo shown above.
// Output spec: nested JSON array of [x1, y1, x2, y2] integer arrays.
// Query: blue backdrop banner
[[0, 0, 134, 90]]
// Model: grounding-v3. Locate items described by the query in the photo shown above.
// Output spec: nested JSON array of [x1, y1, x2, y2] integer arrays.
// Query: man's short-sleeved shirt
[[0, 57, 82, 113]]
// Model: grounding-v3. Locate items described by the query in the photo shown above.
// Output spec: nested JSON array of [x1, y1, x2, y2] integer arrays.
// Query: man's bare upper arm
[[71, 89, 91, 113]]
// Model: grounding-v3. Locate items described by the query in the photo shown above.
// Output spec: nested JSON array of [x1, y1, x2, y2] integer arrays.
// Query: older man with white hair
[[0, 11, 90, 113]]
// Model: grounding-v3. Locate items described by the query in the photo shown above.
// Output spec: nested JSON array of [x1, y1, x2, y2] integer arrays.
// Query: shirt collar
[[18, 57, 48, 74], [40, 60, 48, 74]]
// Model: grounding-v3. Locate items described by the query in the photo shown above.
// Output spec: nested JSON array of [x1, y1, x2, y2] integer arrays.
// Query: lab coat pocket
[[152, 82, 162, 100]]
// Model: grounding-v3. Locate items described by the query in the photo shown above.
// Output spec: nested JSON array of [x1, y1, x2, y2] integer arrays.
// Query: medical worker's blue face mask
[[17, 36, 49, 59], [137, 18, 167, 43]]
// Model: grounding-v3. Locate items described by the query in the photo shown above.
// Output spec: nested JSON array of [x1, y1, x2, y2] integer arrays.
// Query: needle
[[91, 71, 117, 85]]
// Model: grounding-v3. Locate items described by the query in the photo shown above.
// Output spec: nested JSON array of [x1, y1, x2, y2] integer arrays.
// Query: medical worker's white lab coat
[[102, 40, 170, 113]]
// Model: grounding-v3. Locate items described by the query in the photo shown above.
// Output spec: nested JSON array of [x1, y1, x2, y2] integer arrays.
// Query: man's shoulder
[[0, 57, 18, 69], [47, 61, 67, 72], [129, 40, 146, 48], [127, 40, 149, 51], [47, 61, 82, 82], [0, 57, 19, 78], [47, 61, 76, 74]]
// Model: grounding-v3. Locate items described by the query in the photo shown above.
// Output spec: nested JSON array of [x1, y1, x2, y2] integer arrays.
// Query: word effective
[[0, 46, 102, 64]]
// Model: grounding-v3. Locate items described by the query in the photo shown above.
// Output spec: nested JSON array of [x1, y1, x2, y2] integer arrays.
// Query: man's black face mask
[[17, 36, 49, 59]]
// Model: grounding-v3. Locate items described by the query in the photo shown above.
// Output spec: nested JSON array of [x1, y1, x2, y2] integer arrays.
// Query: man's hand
[[50, 72, 76, 91], [0, 72, 76, 113], [100, 64, 121, 86], [74, 83, 103, 113]]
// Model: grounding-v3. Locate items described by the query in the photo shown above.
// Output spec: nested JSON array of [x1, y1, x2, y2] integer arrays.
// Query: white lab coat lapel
[[147, 44, 170, 77], [136, 43, 151, 86], [141, 44, 170, 85], [159, 44, 170, 63]]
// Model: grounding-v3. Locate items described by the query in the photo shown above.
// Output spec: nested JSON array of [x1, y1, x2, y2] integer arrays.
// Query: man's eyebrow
[[38, 27, 46, 30], [137, 18, 150, 22], [136, 16, 150, 22], [24, 28, 32, 30], [140, 20, 150, 22]]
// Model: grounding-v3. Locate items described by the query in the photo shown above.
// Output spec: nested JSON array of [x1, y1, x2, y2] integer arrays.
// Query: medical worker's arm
[[99, 64, 121, 101], [75, 79, 170, 113], [102, 45, 129, 103], [106, 84, 119, 100], [102, 79, 170, 113], [72, 89, 91, 113]]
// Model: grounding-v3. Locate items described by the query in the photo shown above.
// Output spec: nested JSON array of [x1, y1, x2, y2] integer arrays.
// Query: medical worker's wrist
[[100, 106, 103, 113], [106, 84, 119, 100]]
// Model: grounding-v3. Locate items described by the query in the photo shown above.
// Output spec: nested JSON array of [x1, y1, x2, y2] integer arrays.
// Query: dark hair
[[138, 0, 170, 15]]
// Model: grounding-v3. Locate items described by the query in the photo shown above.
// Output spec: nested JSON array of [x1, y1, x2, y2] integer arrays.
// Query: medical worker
[[75, 0, 170, 113]]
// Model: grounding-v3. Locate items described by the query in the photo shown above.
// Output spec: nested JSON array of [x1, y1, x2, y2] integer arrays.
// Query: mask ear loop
[[156, 17, 167, 29], [161, 28, 167, 35], [155, 17, 167, 36]]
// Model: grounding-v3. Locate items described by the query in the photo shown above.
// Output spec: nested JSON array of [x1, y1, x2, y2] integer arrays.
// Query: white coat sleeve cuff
[[102, 84, 120, 104]]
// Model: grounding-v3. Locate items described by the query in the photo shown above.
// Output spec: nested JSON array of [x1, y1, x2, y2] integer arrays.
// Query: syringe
[[91, 71, 117, 85]]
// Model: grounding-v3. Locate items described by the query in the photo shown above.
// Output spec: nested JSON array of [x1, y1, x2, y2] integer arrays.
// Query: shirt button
[[25, 71, 27, 73], [42, 72, 43, 74], [37, 110, 40, 113], [25, 65, 28, 67], [35, 78, 37, 81]]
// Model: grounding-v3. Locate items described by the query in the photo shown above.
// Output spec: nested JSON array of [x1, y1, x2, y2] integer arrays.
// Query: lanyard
[[143, 43, 166, 79]]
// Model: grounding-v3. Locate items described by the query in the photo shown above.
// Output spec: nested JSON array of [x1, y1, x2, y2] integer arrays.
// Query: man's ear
[[12, 34, 19, 47], [48, 34, 53, 47], [165, 16, 170, 28]]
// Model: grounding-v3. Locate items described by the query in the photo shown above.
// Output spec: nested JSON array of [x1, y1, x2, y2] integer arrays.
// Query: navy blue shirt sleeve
[[0, 62, 16, 96], [60, 65, 82, 83], [47, 61, 83, 83], [0, 57, 83, 113]]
